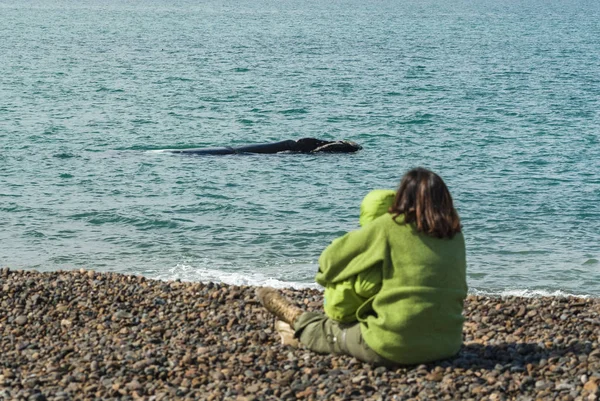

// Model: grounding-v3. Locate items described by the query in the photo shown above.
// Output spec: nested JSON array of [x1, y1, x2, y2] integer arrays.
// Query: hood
[[359, 189, 396, 227]]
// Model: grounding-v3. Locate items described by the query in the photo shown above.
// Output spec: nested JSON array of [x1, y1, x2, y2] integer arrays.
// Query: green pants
[[293, 312, 395, 367]]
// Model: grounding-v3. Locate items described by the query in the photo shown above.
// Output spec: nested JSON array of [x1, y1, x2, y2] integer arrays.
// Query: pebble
[[0, 269, 598, 400]]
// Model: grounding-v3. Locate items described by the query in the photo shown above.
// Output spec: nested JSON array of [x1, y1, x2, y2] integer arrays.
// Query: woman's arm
[[316, 221, 387, 286], [354, 267, 383, 299]]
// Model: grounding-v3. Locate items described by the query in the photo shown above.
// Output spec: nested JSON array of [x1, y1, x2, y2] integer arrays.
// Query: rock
[[211, 371, 225, 381], [352, 375, 367, 384], [113, 311, 133, 320], [3, 370, 16, 379], [246, 384, 260, 393], [126, 380, 142, 392], [15, 315, 28, 325], [555, 382, 574, 391], [426, 372, 444, 382], [584, 378, 599, 393], [28, 393, 47, 401]]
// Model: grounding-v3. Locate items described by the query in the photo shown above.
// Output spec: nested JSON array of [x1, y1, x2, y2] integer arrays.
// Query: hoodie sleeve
[[354, 266, 382, 299], [316, 221, 387, 287]]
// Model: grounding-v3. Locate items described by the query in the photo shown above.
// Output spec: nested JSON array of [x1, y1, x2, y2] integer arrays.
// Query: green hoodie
[[322, 189, 395, 323], [316, 213, 467, 365]]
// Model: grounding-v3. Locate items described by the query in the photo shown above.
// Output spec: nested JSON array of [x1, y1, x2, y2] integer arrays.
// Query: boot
[[256, 287, 303, 326], [274, 320, 299, 347]]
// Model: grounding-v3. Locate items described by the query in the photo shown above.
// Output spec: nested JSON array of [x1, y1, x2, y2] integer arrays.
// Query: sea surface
[[1, 0, 599, 297]]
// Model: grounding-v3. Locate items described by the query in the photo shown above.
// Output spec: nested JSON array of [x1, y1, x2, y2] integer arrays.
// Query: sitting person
[[322, 189, 395, 323], [257, 167, 467, 366]]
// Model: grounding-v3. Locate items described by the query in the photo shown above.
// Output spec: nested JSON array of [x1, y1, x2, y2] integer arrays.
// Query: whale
[[165, 138, 362, 155]]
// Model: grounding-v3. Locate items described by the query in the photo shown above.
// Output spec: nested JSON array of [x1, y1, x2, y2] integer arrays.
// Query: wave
[[148, 264, 320, 290], [148, 264, 594, 298], [469, 288, 591, 299]]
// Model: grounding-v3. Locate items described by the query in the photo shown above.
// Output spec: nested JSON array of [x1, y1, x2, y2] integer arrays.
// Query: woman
[[257, 167, 467, 366]]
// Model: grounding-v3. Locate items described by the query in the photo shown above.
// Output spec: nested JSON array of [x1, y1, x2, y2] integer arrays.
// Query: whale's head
[[341, 141, 362, 151], [312, 140, 362, 153]]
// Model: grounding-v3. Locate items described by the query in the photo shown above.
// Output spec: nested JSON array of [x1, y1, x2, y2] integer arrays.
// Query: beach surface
[[1, 268, 599, 400]]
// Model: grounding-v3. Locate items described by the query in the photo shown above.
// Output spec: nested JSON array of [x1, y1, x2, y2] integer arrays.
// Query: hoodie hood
[[359, 189, 396, 227]]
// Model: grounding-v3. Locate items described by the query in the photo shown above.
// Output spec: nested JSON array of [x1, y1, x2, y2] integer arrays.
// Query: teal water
[[1, 0, 599, 296]]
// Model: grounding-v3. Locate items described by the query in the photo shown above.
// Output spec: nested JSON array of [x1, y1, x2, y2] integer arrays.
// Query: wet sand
[[1, 268, 599, 400]]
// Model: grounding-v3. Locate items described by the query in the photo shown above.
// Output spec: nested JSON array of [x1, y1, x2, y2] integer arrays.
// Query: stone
[[3, 370, 16, 379], [113, 311, 133, 320], [584, 378, 599, 393], [426, 372, 444, 382], [28, 393, 47, 401]]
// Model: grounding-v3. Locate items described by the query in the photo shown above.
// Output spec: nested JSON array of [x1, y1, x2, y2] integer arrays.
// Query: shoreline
[[1, 268, 599, 400]]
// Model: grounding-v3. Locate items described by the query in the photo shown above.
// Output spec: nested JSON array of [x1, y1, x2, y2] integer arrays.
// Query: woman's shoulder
[[375, 213, 409, 231], [354, 213, 413, 244], [358, 213, 397, 235]]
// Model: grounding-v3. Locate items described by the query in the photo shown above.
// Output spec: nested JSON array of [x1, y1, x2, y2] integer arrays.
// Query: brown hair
[[389, 167, 461, 239]]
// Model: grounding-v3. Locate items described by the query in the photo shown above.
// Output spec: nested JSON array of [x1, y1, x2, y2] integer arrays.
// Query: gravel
[[1, 267, 598, 400]]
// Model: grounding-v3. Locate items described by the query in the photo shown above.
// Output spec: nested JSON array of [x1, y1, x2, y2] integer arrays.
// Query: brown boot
[[274, 320, 299, 348], [256, 287, 303, 326]]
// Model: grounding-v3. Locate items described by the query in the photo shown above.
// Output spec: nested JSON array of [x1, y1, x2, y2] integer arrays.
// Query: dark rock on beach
[[1, 268, 599, 400]]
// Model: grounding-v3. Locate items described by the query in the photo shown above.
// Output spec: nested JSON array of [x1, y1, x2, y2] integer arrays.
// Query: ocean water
[[1, 0, 599, 296]]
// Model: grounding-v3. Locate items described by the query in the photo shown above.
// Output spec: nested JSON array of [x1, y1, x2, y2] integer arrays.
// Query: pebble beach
[[0, 268, 599, 401]]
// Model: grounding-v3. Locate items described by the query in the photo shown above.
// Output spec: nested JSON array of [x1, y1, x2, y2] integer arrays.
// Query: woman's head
[[390, 168, 461, 239]]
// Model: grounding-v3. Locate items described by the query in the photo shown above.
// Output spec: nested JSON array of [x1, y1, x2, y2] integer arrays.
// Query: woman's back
[[359, 214, 467, 365]]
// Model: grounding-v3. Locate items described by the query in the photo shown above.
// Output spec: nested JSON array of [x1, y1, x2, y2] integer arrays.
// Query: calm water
[[1, 0, 599, 296]]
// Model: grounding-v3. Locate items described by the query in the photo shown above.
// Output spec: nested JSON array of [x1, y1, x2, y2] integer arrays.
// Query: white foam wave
[[471, 288, 591, 299], [147, 264, 595, 298], [149, 263, 321, 290]]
